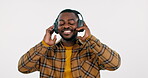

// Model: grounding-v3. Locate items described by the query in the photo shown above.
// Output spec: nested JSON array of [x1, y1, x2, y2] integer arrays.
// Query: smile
[[63, 30, 72, 34]]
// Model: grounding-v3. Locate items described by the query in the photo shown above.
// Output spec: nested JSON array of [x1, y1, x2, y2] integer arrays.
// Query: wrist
[[42, 41, 50, 47], [86, 34, 92, 40]]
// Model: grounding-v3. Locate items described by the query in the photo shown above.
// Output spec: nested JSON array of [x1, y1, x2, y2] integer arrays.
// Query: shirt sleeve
[[86, 35, 121, 71], [18, 42, 50, 73]]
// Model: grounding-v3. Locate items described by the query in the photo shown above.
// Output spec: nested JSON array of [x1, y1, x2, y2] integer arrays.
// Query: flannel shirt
[[18, 35, 121, 78]]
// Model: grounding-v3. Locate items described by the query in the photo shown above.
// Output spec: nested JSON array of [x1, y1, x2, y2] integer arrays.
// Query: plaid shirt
[[18, 35, 121, 78]]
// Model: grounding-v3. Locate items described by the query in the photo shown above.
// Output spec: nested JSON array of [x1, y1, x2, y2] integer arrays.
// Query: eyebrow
[[68, 19, 75, 21], [59, 19, 76, 22], [59, 19, 64, 22]]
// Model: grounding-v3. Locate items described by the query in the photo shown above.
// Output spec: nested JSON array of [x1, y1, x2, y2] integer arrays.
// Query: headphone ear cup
[[78, 20, 83, 27], [78, 20, 84, 32], [54, 21, 58, 34]]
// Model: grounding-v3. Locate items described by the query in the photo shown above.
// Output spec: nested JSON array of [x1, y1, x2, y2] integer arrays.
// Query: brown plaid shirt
[[18, 35, 121, 78]]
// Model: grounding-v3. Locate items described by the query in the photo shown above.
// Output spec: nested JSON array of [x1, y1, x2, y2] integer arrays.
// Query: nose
[[63, 23, 70, 28], [64, 26, 70, 29]]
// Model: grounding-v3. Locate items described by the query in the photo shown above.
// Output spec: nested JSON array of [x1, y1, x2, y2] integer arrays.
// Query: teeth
[[63, 30, 71, 34], [64, 31, 71, 33]]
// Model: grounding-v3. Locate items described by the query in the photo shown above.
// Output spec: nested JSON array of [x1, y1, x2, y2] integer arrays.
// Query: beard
[[60, 33, 78, 41]]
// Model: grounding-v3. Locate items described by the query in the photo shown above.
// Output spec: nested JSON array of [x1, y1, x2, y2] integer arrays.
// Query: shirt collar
[[55, 38, 84, 47]]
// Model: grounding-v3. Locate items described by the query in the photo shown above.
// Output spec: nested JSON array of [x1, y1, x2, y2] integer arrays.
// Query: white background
[[0, 0, 148, 78]]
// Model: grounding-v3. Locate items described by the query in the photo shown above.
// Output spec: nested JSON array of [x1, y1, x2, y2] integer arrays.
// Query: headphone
[[53, 9, 84, 34]]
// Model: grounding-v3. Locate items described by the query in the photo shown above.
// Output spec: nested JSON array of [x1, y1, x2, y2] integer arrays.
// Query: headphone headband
[[54, 9, 84, 34]]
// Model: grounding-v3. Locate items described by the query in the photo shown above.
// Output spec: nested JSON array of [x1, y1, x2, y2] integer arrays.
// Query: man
[[18, 9, 121, 78]]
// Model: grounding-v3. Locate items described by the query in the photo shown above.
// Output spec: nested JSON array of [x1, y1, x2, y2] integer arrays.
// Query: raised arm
[[87, 35, 121, 71], [76, 23, 121, 71], [18, 26, 57, 73], [18, 42, 48, 73]]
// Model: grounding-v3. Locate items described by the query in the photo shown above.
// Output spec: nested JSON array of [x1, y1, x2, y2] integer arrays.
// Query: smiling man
[[18, 9, 121, 78], [58, 12, 79, 43]]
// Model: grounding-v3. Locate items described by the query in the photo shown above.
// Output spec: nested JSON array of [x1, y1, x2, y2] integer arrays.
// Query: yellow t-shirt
[[64, 46, 73, 78], [42, 41, 73, 78]]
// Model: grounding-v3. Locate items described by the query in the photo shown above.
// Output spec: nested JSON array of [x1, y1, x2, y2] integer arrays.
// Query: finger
[[76, 26, 86, 31], [53, 35, 57, 43], [46, 26, 54, 34], [50, 25, 54, 30], [46, 29, 53, 36], [83, 22, 87, 26], [47, 26, 54, 31]]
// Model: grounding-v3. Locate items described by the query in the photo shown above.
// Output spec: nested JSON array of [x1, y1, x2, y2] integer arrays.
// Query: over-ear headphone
[[54, 9, 84, 34]]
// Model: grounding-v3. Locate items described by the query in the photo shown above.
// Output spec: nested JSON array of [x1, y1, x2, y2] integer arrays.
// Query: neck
[[61, 38, 76, 47]]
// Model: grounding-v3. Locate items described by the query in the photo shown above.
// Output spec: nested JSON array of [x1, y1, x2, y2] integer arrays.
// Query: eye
[[68, 20, 75, 25], [59, 21, 65, 26]]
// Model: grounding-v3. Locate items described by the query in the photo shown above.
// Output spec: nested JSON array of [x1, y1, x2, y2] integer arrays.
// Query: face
[[57, 12, 78, 41]]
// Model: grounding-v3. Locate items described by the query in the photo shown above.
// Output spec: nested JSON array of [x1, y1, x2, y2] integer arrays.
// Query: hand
[[76, 22, 91, 41], [43, 26, 57, 46]]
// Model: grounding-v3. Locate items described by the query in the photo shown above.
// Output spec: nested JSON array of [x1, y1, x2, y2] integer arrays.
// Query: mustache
[[61, 27, 75, 32]]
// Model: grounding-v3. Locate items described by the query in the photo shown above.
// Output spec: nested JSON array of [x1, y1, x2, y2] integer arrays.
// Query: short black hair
[[56, 9, 80, 20], [59, 9, 80, 18]]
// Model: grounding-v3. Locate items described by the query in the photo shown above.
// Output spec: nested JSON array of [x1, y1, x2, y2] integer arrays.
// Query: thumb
[[53, 35, 57, 43]]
